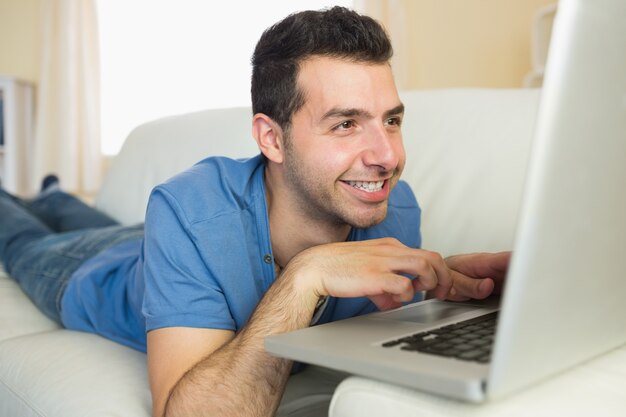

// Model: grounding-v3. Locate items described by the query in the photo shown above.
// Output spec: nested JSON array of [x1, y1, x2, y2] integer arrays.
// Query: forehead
[[295, 56, 401, 119]]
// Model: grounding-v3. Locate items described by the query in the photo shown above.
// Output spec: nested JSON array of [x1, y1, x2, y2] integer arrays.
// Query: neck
[[264, 167, 351, 268]]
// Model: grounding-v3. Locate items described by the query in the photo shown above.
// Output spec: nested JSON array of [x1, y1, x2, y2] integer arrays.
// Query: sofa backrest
[[96, 88, 540, 256], [401, 89, 539, 255]]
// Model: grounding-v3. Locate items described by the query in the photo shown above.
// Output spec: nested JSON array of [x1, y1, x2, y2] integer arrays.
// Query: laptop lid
[[487, 0, 626, 399]]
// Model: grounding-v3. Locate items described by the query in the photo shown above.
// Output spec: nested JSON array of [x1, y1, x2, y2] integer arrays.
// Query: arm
[[154, 267, 317, 417], [148, 327, 234, 417], [151, 238, 454, 417]]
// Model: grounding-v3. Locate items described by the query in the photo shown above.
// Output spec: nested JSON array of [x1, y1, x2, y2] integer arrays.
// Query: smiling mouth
[[345, 180, 385, 193]]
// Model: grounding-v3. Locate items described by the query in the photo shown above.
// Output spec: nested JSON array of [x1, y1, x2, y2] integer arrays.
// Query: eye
[[385, 117, 402, 127], [333, 120, 355, 131]]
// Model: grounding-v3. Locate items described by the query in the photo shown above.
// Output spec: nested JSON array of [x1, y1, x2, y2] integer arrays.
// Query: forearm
[[164, 267, 319, 417]]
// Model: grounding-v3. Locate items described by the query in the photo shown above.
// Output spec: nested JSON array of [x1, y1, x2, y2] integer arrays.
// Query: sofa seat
[[0, 266, 60, 341], [0, 330, 151, 416], [0, 268, 150, 417]]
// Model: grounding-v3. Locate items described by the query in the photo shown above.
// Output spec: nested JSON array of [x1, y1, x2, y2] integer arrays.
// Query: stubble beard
[[282, 139, 391, 230]]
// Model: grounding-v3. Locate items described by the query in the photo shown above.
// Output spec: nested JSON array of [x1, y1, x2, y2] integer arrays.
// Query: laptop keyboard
[[382, 311, 498, 363]]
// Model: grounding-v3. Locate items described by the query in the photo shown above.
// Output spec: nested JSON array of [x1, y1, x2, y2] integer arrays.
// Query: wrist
[[279, 255, 326, 312]]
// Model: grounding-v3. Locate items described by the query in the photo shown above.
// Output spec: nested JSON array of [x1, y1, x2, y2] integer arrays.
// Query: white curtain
[[33, 0, 102, 195]]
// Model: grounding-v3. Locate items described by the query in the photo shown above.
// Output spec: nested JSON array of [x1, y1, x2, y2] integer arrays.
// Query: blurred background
[[0, 0, 556, 196]]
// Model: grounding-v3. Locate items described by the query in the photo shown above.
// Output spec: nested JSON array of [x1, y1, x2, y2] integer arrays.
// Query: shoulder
[[147, 155, 266, 225], [161, 154, 264, 197], [388, 180, 419, 210]]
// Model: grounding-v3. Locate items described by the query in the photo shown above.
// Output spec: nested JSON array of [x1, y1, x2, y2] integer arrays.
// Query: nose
[[361, 123, 403, 172]]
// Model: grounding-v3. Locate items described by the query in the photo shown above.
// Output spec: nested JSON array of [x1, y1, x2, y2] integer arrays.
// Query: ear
[[252, 113, 285, 164]]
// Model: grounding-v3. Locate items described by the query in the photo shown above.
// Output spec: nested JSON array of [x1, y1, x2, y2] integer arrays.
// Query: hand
[[432, 251, 511, 301], [286, 238, 454, 311]]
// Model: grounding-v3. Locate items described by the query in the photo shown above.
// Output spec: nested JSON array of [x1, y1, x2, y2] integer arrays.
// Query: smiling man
[[0, 6, 508, 417], [144, 8, 507, 417]]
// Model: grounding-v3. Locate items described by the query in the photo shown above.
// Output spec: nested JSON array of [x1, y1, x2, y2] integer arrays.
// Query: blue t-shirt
[[61, 155, 421, 352], [61, 239, 146, 351]]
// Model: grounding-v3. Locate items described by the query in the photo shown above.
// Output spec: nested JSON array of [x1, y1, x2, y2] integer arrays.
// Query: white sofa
[[1, 89, 624, 417]]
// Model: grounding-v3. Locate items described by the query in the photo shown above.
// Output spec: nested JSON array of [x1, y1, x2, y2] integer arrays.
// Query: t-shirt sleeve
[[142, 186, 235, 332]]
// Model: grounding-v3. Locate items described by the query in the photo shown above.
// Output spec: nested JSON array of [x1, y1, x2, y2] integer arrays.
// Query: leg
[[1, 186, 143, 324], [4, 223, 144, 324], [25, 189, 119, 232], [0, 188, 53, 270]]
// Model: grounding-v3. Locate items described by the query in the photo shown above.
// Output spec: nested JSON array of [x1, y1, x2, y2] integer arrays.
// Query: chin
[[348, 209, 388, 229]]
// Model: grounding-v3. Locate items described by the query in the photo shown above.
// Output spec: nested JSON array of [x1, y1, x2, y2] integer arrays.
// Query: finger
[[411, 262, 438, 292], [376, 252, 439, 292], [369, 294, 403, 311], [412, 275, 433, 293], [417, 272, 450, 300], [445, 292, 472, 302], [445, 251, 511, 278], [313, 241, 445, 302], [426, 252, 453, 300], [383, 274, 416, 302], [361, 243, 449, 294], [449, 271, 495, 300], [393, 250, 448, 290], [358, 273, 415, 303], [405, 250, 452, 300]]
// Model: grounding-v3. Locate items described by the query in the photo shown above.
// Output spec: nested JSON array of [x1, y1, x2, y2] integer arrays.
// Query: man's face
[[282, 56, 405, 229]]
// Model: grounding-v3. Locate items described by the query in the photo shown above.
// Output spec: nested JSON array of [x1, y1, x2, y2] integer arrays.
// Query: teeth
[[347, 180, 384, 192]]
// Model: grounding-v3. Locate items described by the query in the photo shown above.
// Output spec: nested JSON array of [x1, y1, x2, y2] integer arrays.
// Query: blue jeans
[[0, 188, 143, 324]]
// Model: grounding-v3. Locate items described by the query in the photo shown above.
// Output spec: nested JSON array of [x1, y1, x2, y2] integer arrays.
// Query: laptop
[[265, 0, 626, 402]]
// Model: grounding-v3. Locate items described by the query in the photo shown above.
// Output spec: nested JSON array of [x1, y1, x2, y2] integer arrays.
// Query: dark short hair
[[251, 6, 393, 133]]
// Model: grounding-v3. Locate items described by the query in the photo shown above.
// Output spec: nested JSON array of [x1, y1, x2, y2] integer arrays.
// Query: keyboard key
[[468, 339, 490, 347], [477, 354, 491, 363], [459, 333, 481, 340], [382, 340, 403, 348], [452, 343, 475, 351], [458, 349, 487, 360]]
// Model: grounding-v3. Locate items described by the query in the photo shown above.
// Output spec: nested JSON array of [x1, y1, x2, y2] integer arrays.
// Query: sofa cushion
[[0, 330, 151, 417], [0, 267, 60, 343]]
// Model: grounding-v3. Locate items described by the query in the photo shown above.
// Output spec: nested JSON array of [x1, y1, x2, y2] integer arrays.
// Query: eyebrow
[[384, 103, 405, 119], [321, 103, 405, 122]]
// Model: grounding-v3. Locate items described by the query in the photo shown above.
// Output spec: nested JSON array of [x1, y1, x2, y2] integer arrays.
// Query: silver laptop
[[265, 0, 626, 402]]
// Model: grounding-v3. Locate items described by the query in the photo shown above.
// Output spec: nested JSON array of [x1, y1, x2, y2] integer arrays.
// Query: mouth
[[344, 180, 385, 193]]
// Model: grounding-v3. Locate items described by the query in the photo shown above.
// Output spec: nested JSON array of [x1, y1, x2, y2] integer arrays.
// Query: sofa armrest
[[329, 344, 626, 417], [95, 107, 258, 225]]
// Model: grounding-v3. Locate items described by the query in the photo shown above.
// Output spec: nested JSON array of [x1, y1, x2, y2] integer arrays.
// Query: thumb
[[448, 271, 494, 300]]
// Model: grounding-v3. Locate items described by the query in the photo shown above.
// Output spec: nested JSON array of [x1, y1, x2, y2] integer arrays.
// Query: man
[[0, 6, 508, 417]]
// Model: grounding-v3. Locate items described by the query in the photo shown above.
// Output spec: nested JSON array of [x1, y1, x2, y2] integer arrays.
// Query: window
[[97, 0, 352, 155]]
